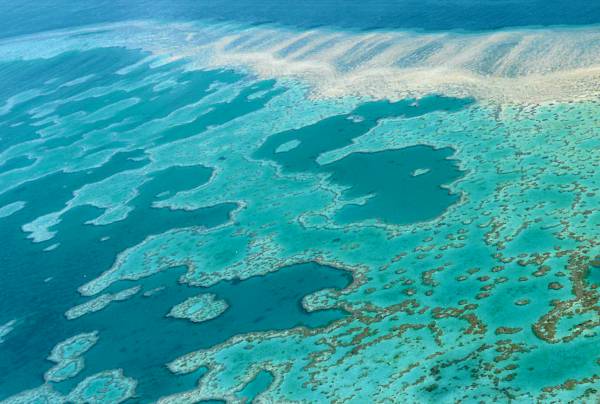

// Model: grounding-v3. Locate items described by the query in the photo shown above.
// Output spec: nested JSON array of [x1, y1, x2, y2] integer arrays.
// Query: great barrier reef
[[0, 1, 599, 403]]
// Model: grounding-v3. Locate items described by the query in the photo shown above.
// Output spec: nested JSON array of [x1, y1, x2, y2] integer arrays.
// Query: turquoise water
[[0, 3, 600, 404], [254, 97, 470, 224]]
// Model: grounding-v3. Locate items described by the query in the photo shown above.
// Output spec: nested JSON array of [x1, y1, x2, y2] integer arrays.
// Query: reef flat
[[167, 294, 229, 324], [6, 20, 600, 103], [0, 14, 599, 404]]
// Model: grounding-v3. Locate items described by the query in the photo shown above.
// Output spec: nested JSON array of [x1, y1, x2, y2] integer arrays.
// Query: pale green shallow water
[[0, 19, 598, 404]]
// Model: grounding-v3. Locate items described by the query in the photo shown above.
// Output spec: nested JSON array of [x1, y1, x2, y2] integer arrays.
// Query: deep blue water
[[2, 0, 600, 39]]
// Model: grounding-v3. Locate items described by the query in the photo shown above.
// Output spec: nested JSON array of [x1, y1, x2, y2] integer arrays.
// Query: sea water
[[0, 2, 599, 403]]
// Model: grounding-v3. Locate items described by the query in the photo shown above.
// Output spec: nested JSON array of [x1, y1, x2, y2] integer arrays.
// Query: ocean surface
[[4, 0, 600, 38], [0, 1, 599, 403]]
